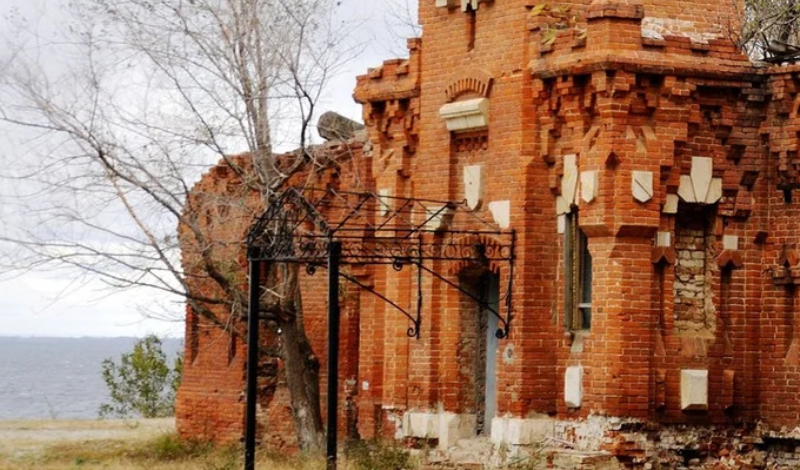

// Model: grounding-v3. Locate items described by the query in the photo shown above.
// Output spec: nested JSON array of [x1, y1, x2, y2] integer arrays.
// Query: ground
[[0, 419, 416, 470]]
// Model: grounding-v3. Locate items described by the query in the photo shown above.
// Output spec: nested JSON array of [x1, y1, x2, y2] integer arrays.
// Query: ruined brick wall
[[176, 142, 369, 447], [176, 160, 260, 443], [179, 0, 800, 459], [757, 68, 800, 427]]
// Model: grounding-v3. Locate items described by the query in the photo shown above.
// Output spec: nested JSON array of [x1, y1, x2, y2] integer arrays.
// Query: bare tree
[[0, 0, 356, 453], [379, 0, 420, 57], [734, 0, 800, 61]]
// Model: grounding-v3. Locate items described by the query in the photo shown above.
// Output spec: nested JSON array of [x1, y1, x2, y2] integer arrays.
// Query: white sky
[[0, 0, 419, 337]]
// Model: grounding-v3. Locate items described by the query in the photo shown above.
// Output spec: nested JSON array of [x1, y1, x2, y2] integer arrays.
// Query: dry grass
[[0, 419, 415, 470]]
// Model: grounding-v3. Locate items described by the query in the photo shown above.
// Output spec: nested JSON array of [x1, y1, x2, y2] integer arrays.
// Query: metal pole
[[245, 260, 261, 470], [327, 241, 342, 470]]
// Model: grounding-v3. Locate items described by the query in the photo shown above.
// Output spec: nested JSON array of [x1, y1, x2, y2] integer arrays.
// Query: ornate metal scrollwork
[[247, 188, 515, 339]]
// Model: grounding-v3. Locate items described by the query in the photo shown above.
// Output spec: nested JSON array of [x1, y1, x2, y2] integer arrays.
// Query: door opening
[[460, 270, 500, 435]]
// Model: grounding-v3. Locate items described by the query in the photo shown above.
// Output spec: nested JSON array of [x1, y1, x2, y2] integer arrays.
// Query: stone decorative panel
[[562, 154, 579, 206], [440, 98, 490, 132], [632, 170, 654, 203], [463, 165, 484, 210], [556, 196, 571, 215], [488, 200, 511, 229], [723, 235, 739, 251], [425, 205, 456, 231], [657, 232, 672, 247], [663, 194, 680, 214], [564, 366, 583, 408], [580, 170, 599, 203], [378, 188, 392, 217], [681, 369, 709, 411], [677, 157, 723, 204]]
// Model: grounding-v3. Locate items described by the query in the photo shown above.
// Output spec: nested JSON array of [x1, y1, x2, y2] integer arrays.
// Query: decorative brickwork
[[178, 0, 800, 466]]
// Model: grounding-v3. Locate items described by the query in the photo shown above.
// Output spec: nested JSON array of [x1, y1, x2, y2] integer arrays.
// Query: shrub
[[99, 335, 183, 418]]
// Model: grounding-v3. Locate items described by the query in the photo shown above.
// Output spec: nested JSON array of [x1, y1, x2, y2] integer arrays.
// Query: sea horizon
[[0, 337, 183, 420]]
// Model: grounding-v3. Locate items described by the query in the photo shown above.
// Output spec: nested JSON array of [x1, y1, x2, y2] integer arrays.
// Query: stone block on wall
[[565, 366, 583, 408], [581, 170, 599, 203], [403, 412, 438, 439], [463, 165, 484, 210], [438, 412, 475, 450], [489, 200, 511, 229], [723, 235, 739, 251], [439, 98, 489, 133], [378, 188, 392, 216], [681, 369, 709, 411], [692, 157, 713, 202], [677, 157, 722, 204], [664, 194, 679, 214], [425, 205, 455, 231], [562, 154, 579, 206], [632, 171, 654, 203], [657, 231, 671, 247], [401, 411, 475, 450], [490, 417, 554, 445]]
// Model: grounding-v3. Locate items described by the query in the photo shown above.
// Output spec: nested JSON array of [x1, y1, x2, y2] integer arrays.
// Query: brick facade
[[177, 0, 800, 466]]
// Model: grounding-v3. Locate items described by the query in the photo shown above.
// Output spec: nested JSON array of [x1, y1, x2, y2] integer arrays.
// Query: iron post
[[245, 260, 261, 470], [327, 240, 342, 470]]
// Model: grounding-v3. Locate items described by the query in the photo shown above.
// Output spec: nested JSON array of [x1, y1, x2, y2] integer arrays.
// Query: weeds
[[129, 433, 213, 460], [345, 440, 416, 470], [0, 421, 418, 470]]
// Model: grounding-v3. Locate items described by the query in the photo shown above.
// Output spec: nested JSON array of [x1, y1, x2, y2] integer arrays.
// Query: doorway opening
[[459, 269, 500, 436]]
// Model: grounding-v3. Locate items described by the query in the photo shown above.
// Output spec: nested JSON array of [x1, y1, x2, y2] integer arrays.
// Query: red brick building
[[177, 0, 800, 466]]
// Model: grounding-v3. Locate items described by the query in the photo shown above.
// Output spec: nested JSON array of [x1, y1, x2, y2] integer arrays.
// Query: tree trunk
[[277, 264, 325, 453], [279, 315, 325, 453]]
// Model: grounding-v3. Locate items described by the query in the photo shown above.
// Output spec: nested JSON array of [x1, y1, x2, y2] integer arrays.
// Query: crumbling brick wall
[[176, 141, 369, 448], [179, 0, 800, 461]]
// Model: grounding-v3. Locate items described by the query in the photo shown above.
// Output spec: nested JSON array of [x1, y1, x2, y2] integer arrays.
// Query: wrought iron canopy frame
[[246, 187, 516, 339]]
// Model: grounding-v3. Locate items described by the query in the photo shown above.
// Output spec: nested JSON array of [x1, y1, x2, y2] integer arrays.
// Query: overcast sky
[[0, 0, 419, 337]]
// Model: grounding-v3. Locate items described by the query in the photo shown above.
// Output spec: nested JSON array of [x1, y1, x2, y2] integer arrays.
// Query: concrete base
[[490, 416, 554, 446], [401, 411, 476, 450]]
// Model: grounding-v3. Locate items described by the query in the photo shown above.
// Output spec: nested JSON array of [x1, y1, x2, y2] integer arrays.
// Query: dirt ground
[[0, 419, 192, 469], [0, 418, 175, 458], [0, 419, 353, 470], [0, 419, 410, 470]]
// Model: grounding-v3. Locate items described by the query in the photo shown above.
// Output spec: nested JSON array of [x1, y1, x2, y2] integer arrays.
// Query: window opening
[[565, 212, 592, 330], [228, 329, 237, 364], [673, 204, 717, 332], [467, 5, 477, 51], [189, 308, 200, 364]]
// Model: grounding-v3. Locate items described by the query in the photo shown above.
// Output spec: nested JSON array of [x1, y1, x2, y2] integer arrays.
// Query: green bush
[[99, 335, 183, 418]]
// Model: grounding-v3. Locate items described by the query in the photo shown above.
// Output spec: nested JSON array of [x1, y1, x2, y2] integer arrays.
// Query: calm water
[[0, 337, 182, 420]]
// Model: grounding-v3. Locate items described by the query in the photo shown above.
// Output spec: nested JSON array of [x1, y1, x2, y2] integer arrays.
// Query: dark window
[[189, 308, 200, 364], [564, 213, 592, 330]]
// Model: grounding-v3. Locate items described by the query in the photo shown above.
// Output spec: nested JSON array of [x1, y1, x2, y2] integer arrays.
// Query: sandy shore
[[0, 418, 174, 458]]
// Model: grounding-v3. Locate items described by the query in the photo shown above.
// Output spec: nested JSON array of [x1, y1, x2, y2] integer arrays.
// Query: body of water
[[0, 337, 183, 420]]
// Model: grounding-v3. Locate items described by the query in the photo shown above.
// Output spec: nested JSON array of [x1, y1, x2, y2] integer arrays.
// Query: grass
[[0, 419, 417, 470]]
